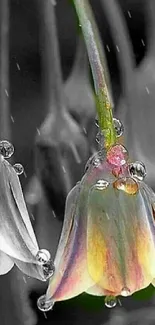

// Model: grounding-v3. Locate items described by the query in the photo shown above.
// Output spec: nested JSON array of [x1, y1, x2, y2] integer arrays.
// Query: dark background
[[2, 0, 155, 324], [10, 0, 146, 189]]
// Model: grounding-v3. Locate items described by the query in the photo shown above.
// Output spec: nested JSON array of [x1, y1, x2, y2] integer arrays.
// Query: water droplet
[[127, 10, 132, 18], [5, 89, 9, 97], [62, 165, 66, 173], [36, 249, 51, 265], [83, 127, 87, 134], [106, 44, 110, 52], [95, 116, 99, 127], [43, 260, 55, 280], [146, 86, 150, 94], [36, 128, 40, 136], [116, 45, 120, 52], [70, 143, 81, 164], [113, 177, 139, 195], [11, 115, 14, 123], [23, 276, 27, 283], [85, 152, 103, 172], [128, 161, 146, 181], [52, 210, 57, 218], [96, 131, 104, 144], [107, 145, 128, 167], [94, 179, 109, 190], [13, 163, 24, 175], [113, 118, 124, 137], [0, 140, 14, 158], [37, 295, 54, 312], [112, 166, 122, 178], [141, 39, 145, 46], [16, 62, 20, 71], [121, 287, 131, 297], [36, 249, 55, 280], [96, 132, 100, 143], [105, 296, 117, 308]]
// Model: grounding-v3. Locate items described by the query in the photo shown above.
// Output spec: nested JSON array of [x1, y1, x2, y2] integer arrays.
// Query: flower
[[0, 154, 54, 281], [38, 145, 155, 310]]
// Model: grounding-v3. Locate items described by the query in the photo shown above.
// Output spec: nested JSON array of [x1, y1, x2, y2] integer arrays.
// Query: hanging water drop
[[94, 179, 109, 190], [85, 151, 103, 172], [37, 294, 54, 312], [13, 163, 24, 175], [36, 249, 51, 265], [113, 177, 139, 195], [107, 144, 128, 167], [105, 296, 117, 308], [113, 118, 124, 137], [0, 140, 14, 158], [36, 249, 55, 280], [121, 287, 131, 297], [128, 161, 146, 181]]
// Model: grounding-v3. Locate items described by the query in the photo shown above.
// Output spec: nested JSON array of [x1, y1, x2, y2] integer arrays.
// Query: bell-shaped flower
[[37, 144, 155, 311], [0, 150, 54, 281]]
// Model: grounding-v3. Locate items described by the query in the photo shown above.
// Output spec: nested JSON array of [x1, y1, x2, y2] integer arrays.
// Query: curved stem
[[0, 0, 10, 140], [73, 0, 116, 149], [101, 0, 135, 96], [40, 0, 64, 114]]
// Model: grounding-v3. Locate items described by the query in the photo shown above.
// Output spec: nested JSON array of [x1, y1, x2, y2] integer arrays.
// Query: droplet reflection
[[128, 161, 146, 181], [107, 144, 128, 167], [37, 294, 54, 312], [105, 296, 117, 308], [94, 179, 109, 190], [0, 140, 14, 158], [36, 249, 51, 265], [121, 287, 131, 297], [113, 177, 139, 195], [113, 118, 124, 137], [36, 249, 55, 280], [13, 163, 24, 175]]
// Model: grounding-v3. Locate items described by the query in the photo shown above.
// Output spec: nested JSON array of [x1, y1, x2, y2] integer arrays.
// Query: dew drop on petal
[[37, 295, 54, 312], [112, 166, 122, 178], [105, 296, 117, 308], [13, 163, 24, 175], [36, 249, 55, 280], [84, 152, 103, 172], [42, 259, 55, 280], [128, 161, 146, 181], [0, 140, 14, 158], [113, 177, 139, 195], [36, 249, 51, 265], [113, 118, 124, 137], [121, 287, 131, 297], [94, 179, 109, 190], [107, 144, 128, 167]]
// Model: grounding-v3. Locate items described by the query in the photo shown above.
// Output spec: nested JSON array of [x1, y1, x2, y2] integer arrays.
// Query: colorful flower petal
[[87, 182, 155, 295], [46, 184, 94, 301]]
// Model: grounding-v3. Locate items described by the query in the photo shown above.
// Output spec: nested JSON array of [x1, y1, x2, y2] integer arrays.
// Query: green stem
[[73, 0, 116, 149]]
